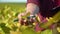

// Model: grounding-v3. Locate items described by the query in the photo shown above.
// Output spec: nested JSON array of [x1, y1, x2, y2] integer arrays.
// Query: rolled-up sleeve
[[27, 0, 40, 6]]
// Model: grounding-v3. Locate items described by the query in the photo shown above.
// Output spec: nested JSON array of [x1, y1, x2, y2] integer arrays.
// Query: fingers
[[18, 13, 26, 24], [18, 13, 21, 19], [18, 13, 24, 19], [18, 13, 22, 23]]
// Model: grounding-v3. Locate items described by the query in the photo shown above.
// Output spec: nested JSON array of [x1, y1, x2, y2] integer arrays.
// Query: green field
[[0, 3, 26, 9], [0, 3, 60, 34], [0, 3, 26, 34]]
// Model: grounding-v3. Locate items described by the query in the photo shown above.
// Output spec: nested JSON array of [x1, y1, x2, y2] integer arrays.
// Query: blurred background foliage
[[0, 3, 26, 34], [0, 3, 60, 34]]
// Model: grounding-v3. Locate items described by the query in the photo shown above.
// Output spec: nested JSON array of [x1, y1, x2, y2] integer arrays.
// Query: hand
[[18, 13, 26, 23]]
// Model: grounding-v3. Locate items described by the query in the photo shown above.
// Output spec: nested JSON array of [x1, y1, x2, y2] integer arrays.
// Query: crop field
[[0, 3, 26, 34], [0, 3, 60, 34]]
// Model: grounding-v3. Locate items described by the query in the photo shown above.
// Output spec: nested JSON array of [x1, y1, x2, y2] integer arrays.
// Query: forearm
[[26, 3, 39, 15]]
